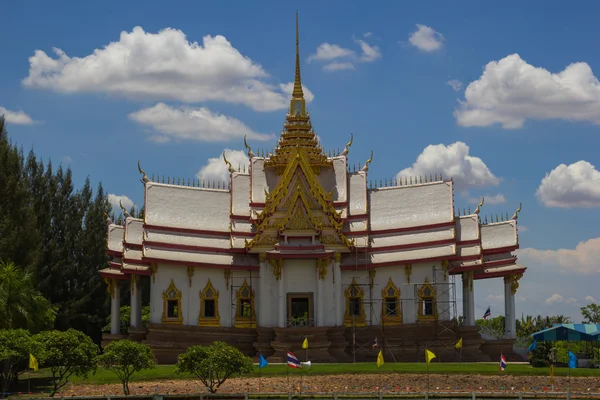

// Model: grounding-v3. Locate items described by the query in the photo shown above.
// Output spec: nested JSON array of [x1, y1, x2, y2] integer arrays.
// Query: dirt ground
[[62, 373, 600, 396]]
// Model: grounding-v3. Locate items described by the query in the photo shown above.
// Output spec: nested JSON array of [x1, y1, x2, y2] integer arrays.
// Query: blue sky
[[2, 0, 600, 322]]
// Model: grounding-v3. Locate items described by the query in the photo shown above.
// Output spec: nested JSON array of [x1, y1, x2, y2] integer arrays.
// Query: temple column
[[316, 260, 324, 326], [110, 279, 121, 335], [467, 272, 475, 326], [462, 273, 469, 324], [504, 275, 516, 339], [278, 263, 285, 328], [130, 275, 142, 328], [462, 271, 475, 326], [258, 255, 267, 327], [333, 253, 343, 326]]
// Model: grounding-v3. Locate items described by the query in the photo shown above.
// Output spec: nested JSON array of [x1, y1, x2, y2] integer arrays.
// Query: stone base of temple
[[128, 326, 148, 342], [264, 327, 338, 363], [480, 338, 523, 361], [101, 333, 125, 349], [142, 323, 257, 364]]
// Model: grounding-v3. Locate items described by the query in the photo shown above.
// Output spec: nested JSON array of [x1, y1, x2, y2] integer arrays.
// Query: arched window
[[418, 277, 438, 321], [234, 279, 256, 328], [344, 278, 366, 327], [198, 279, 220, 327], [381, 278, 402, 325], [162, 279, 183, 324]]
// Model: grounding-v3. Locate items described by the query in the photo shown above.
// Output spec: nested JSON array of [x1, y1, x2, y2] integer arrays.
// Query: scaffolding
[[229, 270, 257, 326]]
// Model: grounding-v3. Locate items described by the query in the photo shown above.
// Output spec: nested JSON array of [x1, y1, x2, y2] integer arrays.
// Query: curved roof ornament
[[222, 152, 235, 174], [244, 135, 256, 158], [103, 211, 113, 225], [119, 200, 132, 219], [474, 197, 485, 215], [511, 202, 522, 220], [360, 150, 374, 172], [341, 133, 353, 156], [137, 160, 149, 184]]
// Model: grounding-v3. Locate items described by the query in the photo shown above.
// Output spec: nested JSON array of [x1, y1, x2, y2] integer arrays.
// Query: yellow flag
[[425, 349, 436, 364], [376, 350, 384, 368], [302, 337, 308, 349], [455, 337, 463, 349], [29, 353, 39, 371]]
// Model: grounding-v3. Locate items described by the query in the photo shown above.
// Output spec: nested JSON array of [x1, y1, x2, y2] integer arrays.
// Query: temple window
[[198, 279, 220, 327], [381, 278, 402, 325], [344, 278, 366, 327], [234, 279, 256, 328], [417, 278, 438, 321], [162, 280, 183, 325]]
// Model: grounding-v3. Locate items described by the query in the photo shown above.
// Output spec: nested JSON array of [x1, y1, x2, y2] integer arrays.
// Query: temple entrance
[[287, 293, 314, 327]]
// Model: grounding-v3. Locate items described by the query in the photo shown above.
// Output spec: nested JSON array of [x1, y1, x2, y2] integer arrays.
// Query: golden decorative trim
[[334, 252, 341, 263], [316, 258, 330, 280], [268, 259, 283, 281], [150, 263, 158, 284], [505, 273, 523, 295], [234, 279, 256, 328], [344, 278, 366, 327], [405, 264, 412, 284], [360, 150, 374, 172], [341, 133, 353, 156], [187, 266, 194, 288], [258, 253, 266, 263], [104, 277, 115, 299], [381, 277, 402, 326], [224, 269, 231, 290], [417, 277, 438, 321], [198, 279, 220, 327], [162, 279, 183, 325]]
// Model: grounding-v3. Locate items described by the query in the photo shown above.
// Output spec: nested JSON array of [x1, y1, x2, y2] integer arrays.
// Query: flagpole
[[426, 348, 430, 393]]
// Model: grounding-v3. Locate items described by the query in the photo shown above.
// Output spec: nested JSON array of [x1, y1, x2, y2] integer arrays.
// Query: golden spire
[[292, 11, 304, 99]]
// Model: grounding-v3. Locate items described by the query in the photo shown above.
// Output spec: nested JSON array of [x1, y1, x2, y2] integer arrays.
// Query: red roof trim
[[450, 254, 481, 262], [275, 244, 325, 251], [142, 256, 259, 271], [333, 201, 348, 207], [123, 242, 143, 250], [109, 261, 121, 269], [449, 264, 484, 274], [231, 214, 251, 221], [121, 268, 152, 276], [345, 213, 369, 221], [340, 254, 450, 270], [232, 231, 255, 237], [122, 257, 151, 265], [145, 224, 231, 237], [369, 238, 455, 253], [344, 220, 455, 237], [144, 240, 247, 254], [99, 271, 130, 280], [456, 239, 481, 246], [474, 268, 526, 280], [249, 202, 265, 207], [267, 252, 333, 259], [482, 257, 518, 268], [482, 245, 519, 255], [107, 249, 121, 257]]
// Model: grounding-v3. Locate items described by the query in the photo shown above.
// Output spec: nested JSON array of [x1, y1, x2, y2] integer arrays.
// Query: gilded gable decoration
[[268, 259, 283, 280], [316, 258, 330, 280], [198, 279, 220, 327], [234, 279, 256, 328], [417, 277, 437, 321], [381, 278, 402, 326], [344, 278, 366, 327], [162, 279, 183, 325], [103, 277, 115, 299]]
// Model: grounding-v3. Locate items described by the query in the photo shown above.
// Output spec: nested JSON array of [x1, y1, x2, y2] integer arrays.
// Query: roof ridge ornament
[[474, 197, 484, 215], [243, 135, 256, 158], [360, 150, 374, 172], [342, 133, 353, 156], [137, 160, 149, 184], [511, 202, 522, 220], [222, 152, 235, 174], [119, 200, 131, 219], [292, 10, 304, 99]]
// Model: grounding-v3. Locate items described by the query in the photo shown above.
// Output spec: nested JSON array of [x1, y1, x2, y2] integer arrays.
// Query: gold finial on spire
[[342, 133, 353, 156], [137, 160, 149, 184], [474, 197, 484, 214], [223, 152, 235, 174], [292, 10, 304, 99], [243, 135, 256, 158], [511, 202, 522, 220], [360, 150, 374, 172]]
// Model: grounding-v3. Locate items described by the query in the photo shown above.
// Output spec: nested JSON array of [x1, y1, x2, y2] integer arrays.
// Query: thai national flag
[[287, 351, 301, 368], [500, 353, 507, 372], [482, 306, 491, 320], [372, 338, 378, 349]]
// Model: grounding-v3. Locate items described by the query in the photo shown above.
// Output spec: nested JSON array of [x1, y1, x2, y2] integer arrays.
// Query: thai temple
[[100, 14, 526, 363]]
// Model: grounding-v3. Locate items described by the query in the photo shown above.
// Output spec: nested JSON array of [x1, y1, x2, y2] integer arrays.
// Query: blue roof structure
[[532, 324, 600, 342]]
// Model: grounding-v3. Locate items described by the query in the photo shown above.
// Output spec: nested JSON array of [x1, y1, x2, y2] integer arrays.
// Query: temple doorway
[[287, 293, 314, 327]]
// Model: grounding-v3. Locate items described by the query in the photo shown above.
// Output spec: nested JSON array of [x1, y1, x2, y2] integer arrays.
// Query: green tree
[[0, 329, 34, 396], [175, 342, 253, 393], [0, 260, 56, 331], [98, 340, 155, 395], [581, 304, 600, 323], [35, 329, 99, 396]]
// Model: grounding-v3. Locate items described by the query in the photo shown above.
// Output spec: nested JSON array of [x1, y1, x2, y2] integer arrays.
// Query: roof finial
[[243, 135, 256, 158], [223, 152, 235, 174], [474, 197, 484, 214], [342, 133, 353, 156], [511, 202, 522, 220], [360, 150, 374, 172], [137, 160, 149, 184], [292, 11, 304, 99]]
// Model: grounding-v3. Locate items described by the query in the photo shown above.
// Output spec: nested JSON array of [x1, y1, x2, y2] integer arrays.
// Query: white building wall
[[260, 262, 278, 327], [231, 173, 250, 216], [283, 259, 320, 324]]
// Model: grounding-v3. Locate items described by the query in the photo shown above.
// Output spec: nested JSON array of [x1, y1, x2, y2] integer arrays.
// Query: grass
[[43, 362, 597, 385]]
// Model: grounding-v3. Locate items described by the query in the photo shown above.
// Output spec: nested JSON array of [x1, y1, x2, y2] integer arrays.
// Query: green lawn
[[54, 363, 599, 385]]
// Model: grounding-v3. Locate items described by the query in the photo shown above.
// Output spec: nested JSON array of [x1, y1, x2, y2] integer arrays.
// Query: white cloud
[[519, 237, 600, 275], [308, 43, 355, 62], [517, 225, 528, 233], [454, 54, 600, 128], [62, 155, 72, 164], [0, 106, 37, 125], [447, 79, 463, 92], [129, 103, 273, 143], [408, 24, 444, 52], [398, 142, 500, 191], [324, 62, 355, 71], [545, 293, 564, 305], [308, 38, 380, 71], [585, 295, 597, 303], [23, 26, 311, 112], [468, 194, 506, 205], [536, 161, 600, 208], [196, 149, 249, 183], [107, 194, 134, 215], [487, 294, 503, 302], [566, 297, 578, 305]]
